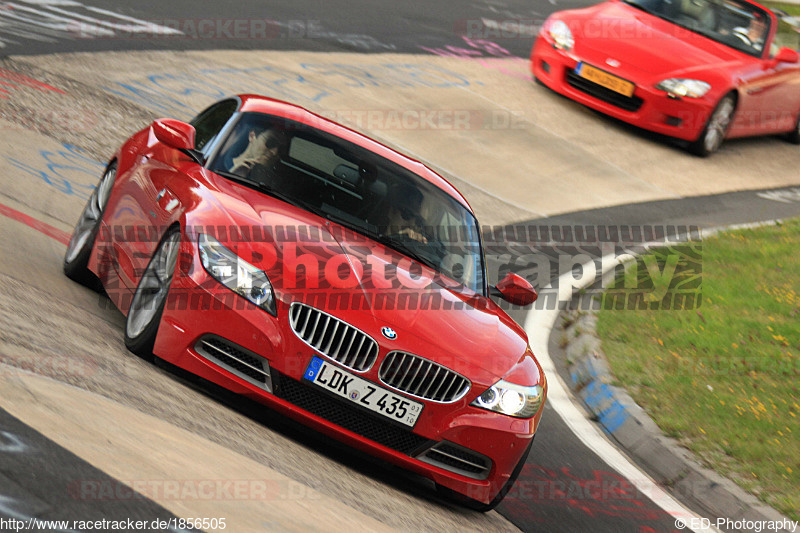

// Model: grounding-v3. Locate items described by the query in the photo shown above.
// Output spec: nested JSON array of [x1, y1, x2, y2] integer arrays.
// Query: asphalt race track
[[0, 1, 798, 532]]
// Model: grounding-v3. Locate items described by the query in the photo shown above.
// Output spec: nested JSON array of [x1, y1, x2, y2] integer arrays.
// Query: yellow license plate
[[577, 63, 635, 97]]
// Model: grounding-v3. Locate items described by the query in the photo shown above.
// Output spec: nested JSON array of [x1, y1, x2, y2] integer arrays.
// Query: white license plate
[[303, 357, 423, 428]]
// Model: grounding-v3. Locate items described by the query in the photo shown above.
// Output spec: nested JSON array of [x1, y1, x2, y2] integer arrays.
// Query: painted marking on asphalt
[[4, 142, 103, 200], [0, 0, 181, 48], [0, 68, 65, 98], [756, 188, 800, 204], [105, 63, 474, 118], [0, 430, 27, 453], [0, 202, 70, 245], [524, 253, 717, 533]]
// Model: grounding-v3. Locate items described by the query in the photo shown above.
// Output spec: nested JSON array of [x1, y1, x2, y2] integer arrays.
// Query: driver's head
[[749, 11, 767, 40], [233, 128, 284, 170], [253, 129, 284, 163]]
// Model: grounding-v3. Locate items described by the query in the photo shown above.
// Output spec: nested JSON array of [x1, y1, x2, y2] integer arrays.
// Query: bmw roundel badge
[[381, 326, 397, 340]]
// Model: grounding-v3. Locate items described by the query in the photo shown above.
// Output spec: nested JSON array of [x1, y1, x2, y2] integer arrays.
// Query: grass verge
[[596, 219, 800, 520], [765, 1, 800, 50]]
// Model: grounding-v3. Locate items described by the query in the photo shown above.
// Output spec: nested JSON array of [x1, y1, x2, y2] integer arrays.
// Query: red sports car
[[531, 0, 800, 155], [63, 95, 546, 510]]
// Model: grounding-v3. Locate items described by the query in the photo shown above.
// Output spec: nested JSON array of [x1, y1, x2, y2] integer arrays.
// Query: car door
[[110, 99, 239, 289], [733, 36, 800, 136]]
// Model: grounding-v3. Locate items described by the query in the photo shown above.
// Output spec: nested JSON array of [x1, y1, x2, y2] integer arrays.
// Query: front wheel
[[785, 113, 800, 145], [63, 162, 116, 288], [124, 228, 181, 361], [689, 94, 736, 157]]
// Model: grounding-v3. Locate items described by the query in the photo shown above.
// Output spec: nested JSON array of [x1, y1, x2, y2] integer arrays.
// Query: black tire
[[689, 94, 736, 157], [63, 162, 117, 288], [436, 439, 534, 513], [124, 227, 181, 361], [785, 113, 800, 145]]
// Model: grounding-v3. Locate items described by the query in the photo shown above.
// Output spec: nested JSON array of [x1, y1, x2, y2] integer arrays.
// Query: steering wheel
[[732, 27, 752, 45]]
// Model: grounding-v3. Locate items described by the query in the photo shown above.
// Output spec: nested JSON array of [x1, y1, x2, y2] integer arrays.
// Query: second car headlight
[[198, 233, 277, 316], [548, 19, 574, 51], [656, 78, 711, 98], [472, 380, 545, 418]]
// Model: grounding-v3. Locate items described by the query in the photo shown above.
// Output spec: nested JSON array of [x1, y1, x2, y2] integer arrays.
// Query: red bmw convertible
[[63, 95, 546, 510], [531, 0, 800, 155]]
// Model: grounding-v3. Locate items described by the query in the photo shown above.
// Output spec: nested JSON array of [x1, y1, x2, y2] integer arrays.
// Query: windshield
[[624, 0, 772, 57], [209, 111, 486, 294]]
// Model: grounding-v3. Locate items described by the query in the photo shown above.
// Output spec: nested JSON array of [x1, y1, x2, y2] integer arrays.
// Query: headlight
[[656, 78, 711, 98], [198, 233, 277, 316], [472, 380, 545, 418], [548, 19, 574, 51]]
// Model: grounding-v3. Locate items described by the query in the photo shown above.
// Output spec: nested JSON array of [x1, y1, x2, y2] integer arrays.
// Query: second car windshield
[[208, 111, 485, 294], [624, 0, 772, 57]]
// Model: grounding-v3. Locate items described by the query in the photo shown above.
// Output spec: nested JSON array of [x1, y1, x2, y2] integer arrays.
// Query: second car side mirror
[[492, 272, 538, 306], [774, 47, 800, 64], [152, 118, 197, 151]]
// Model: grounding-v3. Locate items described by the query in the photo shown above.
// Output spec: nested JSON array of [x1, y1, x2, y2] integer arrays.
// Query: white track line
[[525, 254, 717, 533]]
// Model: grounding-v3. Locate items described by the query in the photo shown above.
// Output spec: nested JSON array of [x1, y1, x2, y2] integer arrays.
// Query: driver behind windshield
[[231, 128, 286, 185], [738, 11, 767, 51], [723, 9, 768, 51]]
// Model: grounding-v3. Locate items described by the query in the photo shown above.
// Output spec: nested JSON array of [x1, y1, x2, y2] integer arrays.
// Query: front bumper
[[531, 36, 715, 142], [146, 238, 544, 504]]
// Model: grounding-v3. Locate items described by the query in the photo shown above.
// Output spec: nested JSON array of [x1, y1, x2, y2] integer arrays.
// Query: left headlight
[[471, 380, 545, 418], [656, 78, 711, 99], [548, 19, 574, 51], [198, 233, 277, 316]]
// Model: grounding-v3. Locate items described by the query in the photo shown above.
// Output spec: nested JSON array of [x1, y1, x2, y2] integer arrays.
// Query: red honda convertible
[[63, 95, 546, 510], [531, 0, 800, 155]]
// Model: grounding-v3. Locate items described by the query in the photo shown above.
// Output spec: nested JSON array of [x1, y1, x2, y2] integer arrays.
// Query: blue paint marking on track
[[105, 62, 473, 118], [6, 144, 105, 200]]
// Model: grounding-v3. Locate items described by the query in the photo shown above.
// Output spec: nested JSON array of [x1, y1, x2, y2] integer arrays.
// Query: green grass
[[765, 2, 800, 50], [596, 219, 800, 520], [765, 1, 800, 17]]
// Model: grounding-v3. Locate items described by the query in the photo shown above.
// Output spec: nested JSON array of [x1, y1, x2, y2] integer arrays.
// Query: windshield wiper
[[215, 170, 302, 208], [379, 233, 440, 273]]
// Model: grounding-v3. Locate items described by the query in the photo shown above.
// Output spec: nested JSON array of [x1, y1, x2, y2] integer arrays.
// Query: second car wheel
[[124, 227, 181, 361], [689, 94, 736, 157], [785, 112, 800, 145]]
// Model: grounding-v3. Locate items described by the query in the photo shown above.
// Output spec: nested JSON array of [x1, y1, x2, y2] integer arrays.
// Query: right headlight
[[198, 233, 277, 316], [655, 78, 711, 99], [548, 19, 574, 51], [471, 380, 545, 418]]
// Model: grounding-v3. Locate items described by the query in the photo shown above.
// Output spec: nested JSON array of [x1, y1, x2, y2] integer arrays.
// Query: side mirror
[[775, 47, 799, 64], [152, 118, 196, 151], [493, 272, 538, 306]]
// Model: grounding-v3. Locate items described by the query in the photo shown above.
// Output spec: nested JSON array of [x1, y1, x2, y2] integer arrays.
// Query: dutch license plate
[[303, 357, 423, 428], [576, 62, 635, 97]]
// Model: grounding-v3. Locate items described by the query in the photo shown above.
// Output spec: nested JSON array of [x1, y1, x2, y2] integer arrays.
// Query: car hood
[[203, 178, 530, 380], [571, 1, 745, 76]]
